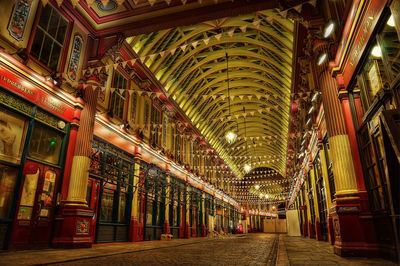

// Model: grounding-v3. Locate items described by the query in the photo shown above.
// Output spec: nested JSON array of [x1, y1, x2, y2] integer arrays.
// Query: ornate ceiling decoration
[[128, 8, 293, 199]]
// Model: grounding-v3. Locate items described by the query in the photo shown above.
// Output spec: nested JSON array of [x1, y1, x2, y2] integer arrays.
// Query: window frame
[[27, 3, 72, 73]]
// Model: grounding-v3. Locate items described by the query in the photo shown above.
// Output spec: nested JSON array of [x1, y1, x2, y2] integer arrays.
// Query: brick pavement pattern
[[0, 234, 396, 266]]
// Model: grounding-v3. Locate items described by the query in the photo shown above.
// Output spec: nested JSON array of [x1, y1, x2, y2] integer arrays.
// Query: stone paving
[[0, 234, 396, 266], [280, 235, 397, 266]]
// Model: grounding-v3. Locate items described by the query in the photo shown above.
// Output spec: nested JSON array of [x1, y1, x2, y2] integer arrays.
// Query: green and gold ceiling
[[127, 9, 293, 181]]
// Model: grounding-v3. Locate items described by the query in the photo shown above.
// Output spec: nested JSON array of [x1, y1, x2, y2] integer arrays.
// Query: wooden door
[[10, 160, 59, 249]]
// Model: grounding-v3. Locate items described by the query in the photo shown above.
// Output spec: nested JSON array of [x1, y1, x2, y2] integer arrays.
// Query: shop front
[[0, 56, 75, 250], [168, 176, 185, 239], [89, 137, 134, 243], [333, 0, 400, 259], [142, 162, 166, 241], [331, 0, 400, 260]]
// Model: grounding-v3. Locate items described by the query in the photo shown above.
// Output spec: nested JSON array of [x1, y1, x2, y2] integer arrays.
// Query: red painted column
[[311, 40, 378, 257], [53, 71, 105, 248]]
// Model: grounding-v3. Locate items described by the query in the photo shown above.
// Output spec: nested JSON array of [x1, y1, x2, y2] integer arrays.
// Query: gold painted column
[[53, 70, 106, 248], [163, 174, 171, 234], [130, 158, 142, 241], [311, 39, 378, 256]]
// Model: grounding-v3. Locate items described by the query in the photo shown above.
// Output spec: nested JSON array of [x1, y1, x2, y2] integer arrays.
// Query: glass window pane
[[40, 35, 53, 66], [100, 189, 114, 222], [0, 107, 29, 164], [18, 168, 40, 220], [56, 18, 68, 44], [38, 5, 51, 30], [28, 123, 63, 165], [380, 12, 400, 79], [48, 11, 59, 37], [30, 29, 44, 60], [118, 192, 126, 223], [0, 165, 18, 219], [49, 43, 61, 70], [361, 40, 390, 103]]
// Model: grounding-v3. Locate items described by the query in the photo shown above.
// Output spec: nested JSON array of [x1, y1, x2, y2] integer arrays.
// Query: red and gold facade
[[288, 0, 400, 261]]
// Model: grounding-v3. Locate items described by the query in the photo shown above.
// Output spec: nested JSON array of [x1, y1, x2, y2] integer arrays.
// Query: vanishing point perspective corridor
[[0, 0, 399, 265]]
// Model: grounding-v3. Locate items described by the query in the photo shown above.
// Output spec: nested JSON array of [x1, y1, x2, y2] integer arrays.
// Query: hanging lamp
[[224, 52, 237, 144]]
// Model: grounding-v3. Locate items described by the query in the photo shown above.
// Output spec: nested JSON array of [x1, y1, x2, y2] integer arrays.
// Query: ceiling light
[[324, 22, 335, 38], [259, 193, 264, 198], [255, 184, 260, 190], [265, 194, 269, 199], [387, 15, 395, 27], [306, 118, 311, 125], [244, 163, 252, 173], [317, 53, 327, 65], [371, 45, 382, 58], [308, 106, 314, 114], [225, 131, 237, 144], [311, 92, 319, 101]]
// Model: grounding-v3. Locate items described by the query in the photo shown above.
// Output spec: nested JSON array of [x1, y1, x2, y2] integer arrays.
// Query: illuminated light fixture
[[308, 106, 314, 114], [259, 193, 264, 198], [224, 52, 237, 144], [311, 92, 319, 101], [317, 53, 327, 65], [244, 163, 252, 173], [371, 45, 382, 58], [265, 194, 269, 199], [225, 131, 237, 144], [306, 118, 311, 125], [324, 22, 335, 38], [387, 15, 395, 27], [255, 184, 260, 190]]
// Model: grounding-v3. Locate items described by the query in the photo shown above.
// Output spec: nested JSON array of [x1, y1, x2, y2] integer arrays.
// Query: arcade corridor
[[0, 0, 399, 264]]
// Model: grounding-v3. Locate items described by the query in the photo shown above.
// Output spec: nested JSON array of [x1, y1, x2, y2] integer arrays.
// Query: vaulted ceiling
[[127, 9, 293, 192]]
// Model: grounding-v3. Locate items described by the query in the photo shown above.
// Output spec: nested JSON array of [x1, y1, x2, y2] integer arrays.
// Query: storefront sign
[[336, 0, 386, 88], [0, 66, 74, 121]]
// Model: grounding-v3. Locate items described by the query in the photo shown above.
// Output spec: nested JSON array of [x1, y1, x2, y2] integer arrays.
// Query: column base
[[191, 226, 197, 237], [331, 193, 379, 257], [52, 204, 94, 249], [315, 220, 322, 241], [163, 220, 170, 235], [201, 224, 206, 237], [184, 222, 191, 238], [328, 215, 335, 245], [129, 217, 143, 242], [308, 221, 314, 238], [303, 222, 308, 237], [179, 225, 185, 238]]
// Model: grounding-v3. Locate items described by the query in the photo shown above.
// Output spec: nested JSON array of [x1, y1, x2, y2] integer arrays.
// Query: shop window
[[18, 168, 39, 220], [358, 39, 391, 109], [100, 188, 114, 222], [118, 191, 127, 223], [0, 164, 18, 219], [379, 12, 400, 80], [110, 71, 127, 119], [28, 123, 63, 165], [90, 138, 133, 224], [30, 4, 68, 70], [0, 106, 29, 164], [146, 200, 153, 225]]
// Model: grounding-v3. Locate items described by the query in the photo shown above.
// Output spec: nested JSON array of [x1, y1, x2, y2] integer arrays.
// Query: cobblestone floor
[[282, 235, 396, 266], [0, 234, 396, 266]]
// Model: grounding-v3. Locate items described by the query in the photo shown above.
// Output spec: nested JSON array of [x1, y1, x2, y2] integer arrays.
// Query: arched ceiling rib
[[128, 8, 293, 183]]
